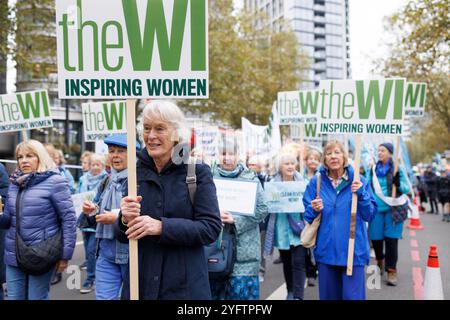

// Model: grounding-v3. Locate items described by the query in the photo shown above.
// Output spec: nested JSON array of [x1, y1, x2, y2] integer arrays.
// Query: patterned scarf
[[216, 163, 245, 178], [96, 168, 128, 240]]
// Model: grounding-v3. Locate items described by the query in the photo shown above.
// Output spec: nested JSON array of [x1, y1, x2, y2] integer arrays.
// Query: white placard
[[214, 178, 258, 217], [317, 78, 406, 136], [277, 90, 319, 124], [195, 126, 219, 158], [72, 191, 96, 218], [56, 0, 208, 99], [0, 90, 53, 133], [82, 100, 127, 141], [404, 82, 426, 117]]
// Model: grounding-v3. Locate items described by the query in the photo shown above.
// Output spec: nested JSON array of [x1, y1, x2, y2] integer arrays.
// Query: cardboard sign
[[0, 90, 53, 133], [404, 82, 426, 117], [56, 0, 208, 99], [290, 123, 322, 147], [194, 126, 219, 158], [82, 100, 127, 141], [264, 181, 306, 213], [277, 90, 319, 124], [317, 79, 406, 136], [214, 178, 258, 217]]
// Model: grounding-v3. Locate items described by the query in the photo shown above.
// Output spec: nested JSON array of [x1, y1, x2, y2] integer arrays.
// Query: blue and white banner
[[264, 181, 306, 213]]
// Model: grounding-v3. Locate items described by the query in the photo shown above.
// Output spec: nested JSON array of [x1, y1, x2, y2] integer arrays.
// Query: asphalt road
[[45, 203, 449, 300]]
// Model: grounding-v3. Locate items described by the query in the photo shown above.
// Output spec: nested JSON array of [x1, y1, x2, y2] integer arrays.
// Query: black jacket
[[119, 149, 221, 300]]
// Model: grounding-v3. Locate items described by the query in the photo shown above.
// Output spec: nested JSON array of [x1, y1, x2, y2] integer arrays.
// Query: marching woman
[[303, 140, 377, 300], [264, 153, 306, 300], [367, 142, 410, 286], [210, 138, 268, 300], [119, 101, 222, 299], [0, 140, 76, 300], [82, 134, 140, 299]]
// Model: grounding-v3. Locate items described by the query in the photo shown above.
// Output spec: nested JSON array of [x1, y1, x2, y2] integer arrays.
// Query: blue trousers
[[6, 265, 54, 300], [83, 232, 97, 285], [95, 255, 128, 300], [318, 264, 366, 300]]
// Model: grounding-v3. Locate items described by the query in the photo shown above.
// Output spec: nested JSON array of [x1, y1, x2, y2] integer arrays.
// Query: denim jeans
[[83, 232, 97, 285], [6, 264, 54, 300], [95, 255, 128, 300]]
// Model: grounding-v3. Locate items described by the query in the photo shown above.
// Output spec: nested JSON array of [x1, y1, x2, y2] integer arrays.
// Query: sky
[[349, 0, 410, 79], [6, 0, 410, 93]]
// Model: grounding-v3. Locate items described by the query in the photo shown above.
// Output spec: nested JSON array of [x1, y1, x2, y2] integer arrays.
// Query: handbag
[[203, 224, 237, 281], [287, 214, 305, 235], [300, 173, 322, 249], [15, 188, 63, 276]]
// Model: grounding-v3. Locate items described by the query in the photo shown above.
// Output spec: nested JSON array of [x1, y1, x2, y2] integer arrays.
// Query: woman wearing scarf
[[82, 134, 139, 299], [76, 153, 108, 293], [0, 140, 76, 300], [210, 138, 268, 300], [367, 142, 410, 286], [263, 153, 306, 300]]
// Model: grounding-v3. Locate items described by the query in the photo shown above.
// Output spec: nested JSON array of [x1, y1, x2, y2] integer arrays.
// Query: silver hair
[[275, 152, 298, 173], [138, 100, 190, 144]]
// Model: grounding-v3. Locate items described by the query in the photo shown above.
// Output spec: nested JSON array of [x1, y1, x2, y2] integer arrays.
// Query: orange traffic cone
[[424, 245, 444, 300], [407, 198, 424, 230]]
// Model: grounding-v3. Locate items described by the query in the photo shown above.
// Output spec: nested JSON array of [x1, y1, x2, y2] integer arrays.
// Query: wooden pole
[[126, 99, 139, 300], [347, 134, 361, 276], [22, 130, 28, 142], [299, 123, 305, 174], [392, 136, 401, 198]]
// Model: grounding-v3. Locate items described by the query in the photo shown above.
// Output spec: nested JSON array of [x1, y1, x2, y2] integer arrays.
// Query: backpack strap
[[186, 157, 197, 205]]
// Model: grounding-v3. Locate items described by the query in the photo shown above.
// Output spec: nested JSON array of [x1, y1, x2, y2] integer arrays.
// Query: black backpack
[[186, 158, 237, 281]]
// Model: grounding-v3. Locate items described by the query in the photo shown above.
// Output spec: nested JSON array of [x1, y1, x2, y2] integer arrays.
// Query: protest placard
[[404, 82, 426, 117], [0, 90, 53, 133], [55, 0, 208, 99], [82, 100, 127, 141], [214, 178, 258, 217], [264, 181, 307, 213], [71, 191, 96, 218]]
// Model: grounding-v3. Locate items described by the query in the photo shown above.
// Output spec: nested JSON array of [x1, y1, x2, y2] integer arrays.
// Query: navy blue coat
[[0, 163, 8, 199], [119, 149, 221, 300], [0, 169, 77, 267]]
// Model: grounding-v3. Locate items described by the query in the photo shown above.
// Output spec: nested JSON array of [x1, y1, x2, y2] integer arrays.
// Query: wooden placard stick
[[299, 123, 305, 174], [347, 134, 361, 276], [126, 99, 139, 300], [22, 130, 28, 142], [391, 136, 401, 198]]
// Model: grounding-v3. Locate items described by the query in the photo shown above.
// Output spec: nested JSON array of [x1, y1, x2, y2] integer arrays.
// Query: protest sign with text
[[317, 79, 406, 135], [214, 178, 258, 217], [277, 90, 319, 124], [71, 191, 96, 218], [56, 0, 208, 99], [82, 100, 127, 141], [404, 82, 426, 117], [194, 126, 219, 159], [0, 90, 53, 133], [264, 181, 306, 213]]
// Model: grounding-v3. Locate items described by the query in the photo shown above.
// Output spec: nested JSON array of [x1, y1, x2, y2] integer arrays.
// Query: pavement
[[44, 203, 449, 300]]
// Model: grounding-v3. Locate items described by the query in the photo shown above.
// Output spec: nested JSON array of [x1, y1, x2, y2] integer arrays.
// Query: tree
[[375, 0, 450, 161], [0, 0, 13, 93], [179, 0, 309, 128]]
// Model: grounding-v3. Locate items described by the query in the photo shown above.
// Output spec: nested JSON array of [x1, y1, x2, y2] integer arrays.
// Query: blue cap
[[104, 134, 141, 151]]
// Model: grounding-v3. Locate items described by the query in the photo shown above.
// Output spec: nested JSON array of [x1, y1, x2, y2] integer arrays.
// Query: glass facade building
[[244, 0, 351, 89]]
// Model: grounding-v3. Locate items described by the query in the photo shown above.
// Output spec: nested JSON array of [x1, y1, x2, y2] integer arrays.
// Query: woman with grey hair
[[210, 137, 268, 300], [119, 100, 221, 300], [263, 152, 307, 300]]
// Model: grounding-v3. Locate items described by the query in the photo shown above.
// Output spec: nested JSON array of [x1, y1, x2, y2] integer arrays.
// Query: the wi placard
[[404, 82, 426, 117], [317, 79, 406, 136], [277, 90, 319, 124], [55, 0, 208, 99], [0, 90, 53, 133], [82, 100, 127, 141]]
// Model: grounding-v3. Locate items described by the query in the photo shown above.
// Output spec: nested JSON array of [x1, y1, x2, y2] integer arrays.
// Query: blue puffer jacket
[[0, 169, 77, 267], [303, 165, 377, 267]]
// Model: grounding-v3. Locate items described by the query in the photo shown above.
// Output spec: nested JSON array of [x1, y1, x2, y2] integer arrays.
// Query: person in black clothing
[[424, 165, 439, 214], [437, 168, 450, 222], [0, 163, 9, 300]]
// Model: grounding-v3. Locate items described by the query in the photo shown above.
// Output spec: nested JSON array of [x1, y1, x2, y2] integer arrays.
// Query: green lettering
[[102, 21, 124, 72], [103, 102, 125, 130], [356, 80, 393, 120]]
